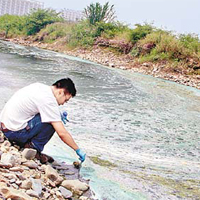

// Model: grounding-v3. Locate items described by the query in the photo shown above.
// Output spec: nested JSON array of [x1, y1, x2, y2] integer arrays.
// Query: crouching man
[[0, 78, 86, 164]]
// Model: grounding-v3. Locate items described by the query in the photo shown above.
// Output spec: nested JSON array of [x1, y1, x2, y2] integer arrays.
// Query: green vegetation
[[0, 14, 26, 37], [0, 9, 63, 37], [84, 2, 115, 25], [25, 9, 63, 35], [90, 156, 117, 168], [122, 169, 200, 199], [0, 2, 200, 75]]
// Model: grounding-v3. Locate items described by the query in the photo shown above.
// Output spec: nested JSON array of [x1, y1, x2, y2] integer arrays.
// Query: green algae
[[121, 169, 200, 198], [89, 156, 117, 168]]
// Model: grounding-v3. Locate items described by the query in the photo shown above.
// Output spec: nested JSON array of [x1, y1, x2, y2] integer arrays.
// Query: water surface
[[0, 40, 200, 200]]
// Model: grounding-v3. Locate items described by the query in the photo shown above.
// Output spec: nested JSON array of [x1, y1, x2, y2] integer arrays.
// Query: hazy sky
[[41, 0, 200, 35]]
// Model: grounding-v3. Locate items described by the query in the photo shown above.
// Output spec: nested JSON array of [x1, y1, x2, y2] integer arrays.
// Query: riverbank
[[2, 37, 200, 90], [0, 131, 95, 200]]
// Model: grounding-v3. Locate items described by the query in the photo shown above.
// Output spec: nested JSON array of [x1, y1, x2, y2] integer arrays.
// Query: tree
[[25, 9, 63, 35], [84, 2, 116, 25], [0, 14, 25, 37]]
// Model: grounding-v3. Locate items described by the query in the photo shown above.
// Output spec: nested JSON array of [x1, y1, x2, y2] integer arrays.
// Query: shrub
[[95, 21, 129, 39], [84, 2, 115, 25], [66, 21, 97, 48], [130, 23, 154, 44], [0, 14, 26, 37], [179, 33, 200, 53], [37, 22, 74, 43], [25, 9, 64, 35], [136, 31, 191, 62]]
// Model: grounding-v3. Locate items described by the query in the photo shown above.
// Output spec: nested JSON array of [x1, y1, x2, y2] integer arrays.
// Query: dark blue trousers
[[4, 114, 55, 152]]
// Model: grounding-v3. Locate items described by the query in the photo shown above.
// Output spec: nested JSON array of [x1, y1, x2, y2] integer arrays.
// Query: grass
[[1, 10, 200, 75]]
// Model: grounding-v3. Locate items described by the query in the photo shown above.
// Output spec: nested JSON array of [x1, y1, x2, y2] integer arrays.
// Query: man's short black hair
[[52, 78, 76, 97]]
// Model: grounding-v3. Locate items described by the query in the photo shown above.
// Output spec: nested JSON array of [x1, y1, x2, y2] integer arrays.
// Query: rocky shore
[[0, 131, 95, 200], [2, 37, 200, 90]]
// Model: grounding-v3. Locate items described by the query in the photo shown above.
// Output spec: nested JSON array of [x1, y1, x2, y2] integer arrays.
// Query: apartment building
[[0, 0, 44, 16]]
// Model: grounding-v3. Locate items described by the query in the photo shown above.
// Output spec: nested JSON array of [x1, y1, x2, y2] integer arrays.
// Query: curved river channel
[[0, 40, 200, 200]]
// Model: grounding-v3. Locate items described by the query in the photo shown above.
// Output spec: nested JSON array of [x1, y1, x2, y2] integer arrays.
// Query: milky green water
[[0, 40, 200, 200]]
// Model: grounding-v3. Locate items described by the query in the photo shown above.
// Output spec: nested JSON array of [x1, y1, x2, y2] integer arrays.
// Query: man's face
[[57, 89, 72, 105]]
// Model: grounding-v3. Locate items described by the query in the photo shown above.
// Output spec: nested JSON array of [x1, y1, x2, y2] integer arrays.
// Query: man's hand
[[76, 148, 86, 162]]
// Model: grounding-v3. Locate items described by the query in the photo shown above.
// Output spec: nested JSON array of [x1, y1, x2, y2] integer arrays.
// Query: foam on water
[[1, 40, 200, 200]]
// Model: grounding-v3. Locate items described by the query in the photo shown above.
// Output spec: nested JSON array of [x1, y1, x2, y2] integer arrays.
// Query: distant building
[[0, 0, 44, 16], [60, 8, 84, 22]]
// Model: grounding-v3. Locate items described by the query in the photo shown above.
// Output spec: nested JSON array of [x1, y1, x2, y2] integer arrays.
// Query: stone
[[2, 173, 17, 180], [23, 160, 38, 169], [26, 189, 39, 198], [9, 179, 16, 184], [79, 196, 89, 200], [31, 178, 42, 196], [55, 190, 62, 197], [48, 180, 56, 188], [1, 153, 16, 167], [61, 179, 89, 193], [59, 186, 73, 199], [0, 186, 32, 200], [21, 180, 32, 189], [0, 162, 12, 169], [55, 175, 63, 185], [9, 166, 24, 172], [2, 140, 11, 147], [45, 165, 59, 181], [11, 183, 18, 189], [64, 171, 75, 175], [43, 192, 51, 199], [22, 148, 37, 160], [0, 137, 4, 143], [16, 173, 26, 181], [0, 150, 3, 157]]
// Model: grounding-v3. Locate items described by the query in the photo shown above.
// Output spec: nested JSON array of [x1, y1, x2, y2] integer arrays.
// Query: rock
[[2, 173, 17, 180], [0, 150, 3, 158], [9, 178, 16, 184], [43, 192, 51, 199], [79, 196, 89, 200], [1, 141, 11, 152], [23, 160, 38, 169], [1, 153, 16, 167], [11, 183, 19, 189], [15, 180, 22, 186], [26, 189, 39, 198], [0, 161, 12, 169], [48, 180, 56, 188], [31, 178, 42, 196], [22, 148, 37, 160], [9, 166, 24, 172], [16, 173, 26, 180], [55, 175, 63, 185], [0, 136, 4, 143], [45, 165, 60, 181], [64, 171, 75, 175], [2, 140, 11, 147], [109, 63, 115, 67], [61, 179, 89, 193], [0, 186, 32, 200], [55, 190, 62, 197], [21, 180, 32, 189], [59, 186, 73, 199]]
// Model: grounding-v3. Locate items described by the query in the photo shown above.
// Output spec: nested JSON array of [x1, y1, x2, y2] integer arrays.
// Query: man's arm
[[51, 121, 79, 150]]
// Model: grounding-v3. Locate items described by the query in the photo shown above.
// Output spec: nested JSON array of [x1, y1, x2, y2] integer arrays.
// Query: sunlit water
[[0, 40, 200, 200]]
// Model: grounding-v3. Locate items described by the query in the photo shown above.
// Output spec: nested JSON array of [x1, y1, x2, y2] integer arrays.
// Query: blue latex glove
[[61, 111, 69, 124], [76, 148, 86, 162]]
